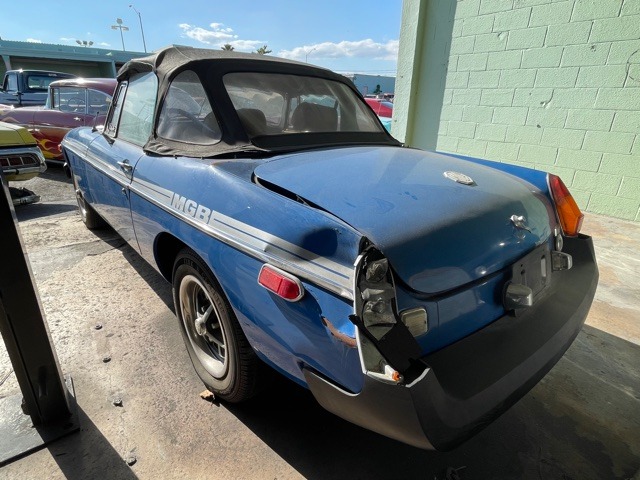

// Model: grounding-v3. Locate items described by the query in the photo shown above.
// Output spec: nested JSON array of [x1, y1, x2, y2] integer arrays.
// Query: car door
[[1, 72, 21, 106], [30, 86, 86, 159], [85, 73, 157, 250]]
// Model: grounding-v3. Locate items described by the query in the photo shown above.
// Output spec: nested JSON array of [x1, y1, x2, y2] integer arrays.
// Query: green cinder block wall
[[402, 0, 640, 222]]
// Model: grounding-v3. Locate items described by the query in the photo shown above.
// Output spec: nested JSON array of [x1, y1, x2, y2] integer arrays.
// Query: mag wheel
[[172, 248, 261, 402]]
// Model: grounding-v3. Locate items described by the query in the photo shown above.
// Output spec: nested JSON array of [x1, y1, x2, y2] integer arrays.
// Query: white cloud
[[178, 22, 235, 43], [26, 38, 42, 43], [178, 22, 264, 51], [99, 42, 111, 47], [227, 39, 264, 50], [279, 39, 399, 61], [209, 23, 233, 33]]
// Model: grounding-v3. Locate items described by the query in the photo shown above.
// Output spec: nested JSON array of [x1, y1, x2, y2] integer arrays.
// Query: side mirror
[[99, 125, 114, 145]]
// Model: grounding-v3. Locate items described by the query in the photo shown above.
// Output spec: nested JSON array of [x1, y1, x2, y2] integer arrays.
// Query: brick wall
[[437, 0, 640, 222]]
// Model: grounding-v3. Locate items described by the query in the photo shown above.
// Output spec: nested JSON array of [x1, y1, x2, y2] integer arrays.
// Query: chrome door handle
[[117, 160, 133, 172]]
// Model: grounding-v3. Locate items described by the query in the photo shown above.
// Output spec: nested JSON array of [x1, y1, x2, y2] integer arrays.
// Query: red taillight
[[258, 265, 304, 302], [548, 174, 584, 237]]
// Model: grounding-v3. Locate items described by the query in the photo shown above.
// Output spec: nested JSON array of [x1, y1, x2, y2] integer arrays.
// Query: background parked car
[[0, 78, 117, 162], [0, 69, 76, 107], [0, 121, 47, 205], [364, 97, 393, 118], [364, 98, 393, 132]]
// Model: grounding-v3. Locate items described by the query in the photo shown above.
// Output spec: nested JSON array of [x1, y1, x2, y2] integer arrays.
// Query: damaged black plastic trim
[[351, 246, 425, 382], [306, 235, 598, 451]]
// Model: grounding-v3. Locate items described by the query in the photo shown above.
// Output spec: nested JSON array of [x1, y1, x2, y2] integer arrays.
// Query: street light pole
[[111, 18, 129, 51], [129, 4, 147, 53], [305, 46, 317, 63]]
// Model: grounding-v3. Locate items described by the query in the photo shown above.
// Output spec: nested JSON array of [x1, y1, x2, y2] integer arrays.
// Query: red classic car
[[0, 78, 117, 162], [364, 97, 393, 118]]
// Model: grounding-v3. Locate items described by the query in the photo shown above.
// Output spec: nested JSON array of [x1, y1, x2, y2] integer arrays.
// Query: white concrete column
[[393, 0, 456, 150]]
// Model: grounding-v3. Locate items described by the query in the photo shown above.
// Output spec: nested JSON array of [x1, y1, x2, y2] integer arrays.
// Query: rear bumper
[[1, 145, 47, 181], [304, 234, 598, 450], [2, 164, 47, 182]]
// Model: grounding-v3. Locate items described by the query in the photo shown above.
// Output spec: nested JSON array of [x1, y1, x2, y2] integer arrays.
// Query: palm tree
[[221, 43, 234, 51], [255, 45, 272, 55]]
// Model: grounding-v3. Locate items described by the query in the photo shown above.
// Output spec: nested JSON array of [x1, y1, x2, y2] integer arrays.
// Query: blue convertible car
[[62, 46, 598, 450]]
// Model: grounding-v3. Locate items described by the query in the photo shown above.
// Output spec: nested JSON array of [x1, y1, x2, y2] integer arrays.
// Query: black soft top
[[115, 45, 397, 158], [117, 44, 347, 84]]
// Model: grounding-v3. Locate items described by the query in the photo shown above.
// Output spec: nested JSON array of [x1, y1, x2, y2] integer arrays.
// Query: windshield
[[26, 74, 63, 92], [223, 72, 383, 137]]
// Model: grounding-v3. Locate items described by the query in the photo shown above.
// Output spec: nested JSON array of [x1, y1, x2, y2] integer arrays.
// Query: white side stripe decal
[[134, 179, 355, 297], [63, 139, 355, 300]]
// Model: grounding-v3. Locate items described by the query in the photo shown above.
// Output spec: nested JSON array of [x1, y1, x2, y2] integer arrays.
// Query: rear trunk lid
[[254, 146, 554, 294]]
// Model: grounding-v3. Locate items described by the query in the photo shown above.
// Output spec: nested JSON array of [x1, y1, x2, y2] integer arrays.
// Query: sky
[[0, 0, 403, 75]]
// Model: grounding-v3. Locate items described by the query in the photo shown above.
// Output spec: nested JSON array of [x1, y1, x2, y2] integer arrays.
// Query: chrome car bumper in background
[[304, 235, 598, 450], [1, 146, 47, 182]]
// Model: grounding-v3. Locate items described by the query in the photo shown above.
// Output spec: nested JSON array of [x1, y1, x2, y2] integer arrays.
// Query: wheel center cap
[[194, 316, 207, 337]]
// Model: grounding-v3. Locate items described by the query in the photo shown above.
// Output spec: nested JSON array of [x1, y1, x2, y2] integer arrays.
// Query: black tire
[[172, 248, 261, 402], [76, 191, 106, 230]]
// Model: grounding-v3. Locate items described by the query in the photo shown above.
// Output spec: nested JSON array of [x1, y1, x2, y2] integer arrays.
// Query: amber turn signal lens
[[548, 174, 583, 237]]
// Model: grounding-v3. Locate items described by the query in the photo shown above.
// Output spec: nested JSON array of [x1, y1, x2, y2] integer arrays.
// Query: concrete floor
[[0, 167, 639, 480]]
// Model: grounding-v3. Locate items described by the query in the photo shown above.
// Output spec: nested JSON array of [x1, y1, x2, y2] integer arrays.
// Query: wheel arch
[[153, 231, 237, 309], [153, 231, 282, 373], [154, 232, 189, 282]]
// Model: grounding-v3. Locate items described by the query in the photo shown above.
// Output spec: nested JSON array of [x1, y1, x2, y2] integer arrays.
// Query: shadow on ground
[[46, 405, 138, 480], [15, 202, 77, 221], [12, 164, 75, 221], [39, 166, 73, 184], [91, 226, 175, 312], [53, 225, 640, 480], [224, 325, 639, 479]]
